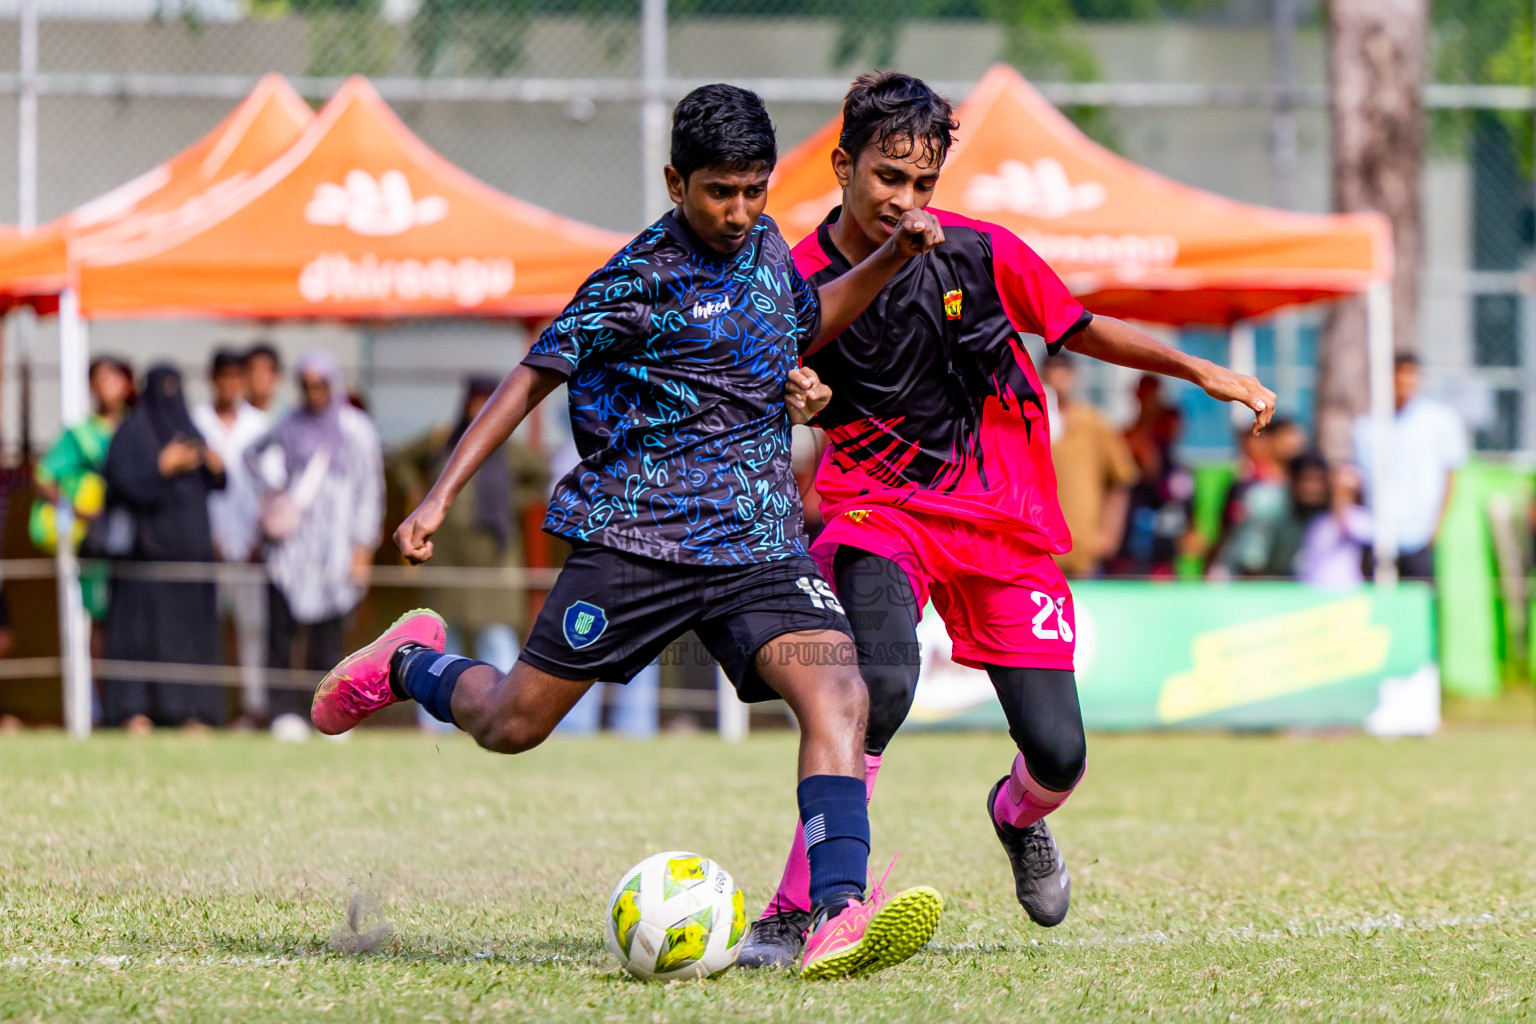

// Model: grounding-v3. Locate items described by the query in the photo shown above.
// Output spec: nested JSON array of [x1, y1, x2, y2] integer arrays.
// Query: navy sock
[[797, 774, 870, 915], [389, 644, 484, 725]]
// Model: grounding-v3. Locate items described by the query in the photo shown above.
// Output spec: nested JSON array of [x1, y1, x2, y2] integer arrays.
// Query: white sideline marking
[[0, 951, 585, 970], [937, 907, 1534, 955], [2, 909, 1529, 972]]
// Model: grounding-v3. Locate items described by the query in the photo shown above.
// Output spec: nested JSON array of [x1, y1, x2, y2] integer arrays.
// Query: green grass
[[3, 728, 1536, 1022]]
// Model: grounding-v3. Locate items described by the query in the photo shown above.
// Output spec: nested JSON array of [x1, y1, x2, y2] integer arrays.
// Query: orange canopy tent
[[0, 226, 60, 305], [0, 74, 315, 307], [767, 64, 1400, 587], [73, 76, 628, 320], [2, 76, 314, 737], [39, 77, 628, 735], [766, 64, 1391, 326]]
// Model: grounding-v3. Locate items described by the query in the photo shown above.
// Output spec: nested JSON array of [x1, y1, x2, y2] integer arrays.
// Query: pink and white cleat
[[799, 866, 943, 980], [310, 608, 447, 735]]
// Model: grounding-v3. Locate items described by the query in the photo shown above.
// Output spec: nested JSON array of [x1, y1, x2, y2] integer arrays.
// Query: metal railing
[[0, 555, 761, 732]]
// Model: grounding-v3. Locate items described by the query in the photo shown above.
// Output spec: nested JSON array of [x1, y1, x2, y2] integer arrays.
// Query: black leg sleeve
[[984, 665, 1087, 793], [832, 546, 922, 757]]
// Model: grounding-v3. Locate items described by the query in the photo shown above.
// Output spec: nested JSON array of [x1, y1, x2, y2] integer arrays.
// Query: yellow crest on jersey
[[846, 509, 873, 524], [943, 288, 963, 320]]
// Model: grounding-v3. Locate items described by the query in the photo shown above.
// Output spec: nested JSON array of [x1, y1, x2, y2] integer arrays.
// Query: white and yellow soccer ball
[[604, 851, 746, 981]]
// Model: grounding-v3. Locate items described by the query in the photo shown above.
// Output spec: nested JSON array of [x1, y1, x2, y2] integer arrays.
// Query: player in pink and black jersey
[[740, 71, 1277, 967]]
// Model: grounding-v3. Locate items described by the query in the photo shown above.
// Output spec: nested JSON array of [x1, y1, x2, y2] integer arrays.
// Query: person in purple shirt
[[1297, 461, 1372, 589]]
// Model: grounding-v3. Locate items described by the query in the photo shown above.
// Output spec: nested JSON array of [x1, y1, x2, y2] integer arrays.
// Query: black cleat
[[987, 777, 1071, 927], [735, 908, 812, 969]]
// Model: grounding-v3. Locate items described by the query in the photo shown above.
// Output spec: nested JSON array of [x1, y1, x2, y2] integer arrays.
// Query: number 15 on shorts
[[795, 575, 846, 615]]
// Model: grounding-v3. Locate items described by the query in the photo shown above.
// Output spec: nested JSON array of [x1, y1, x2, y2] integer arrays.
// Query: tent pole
[[1274, 310, 1300, 419], [17, 0, 37, 466], [1366, 281, 1398, 588], [1270, 0, 1298, 209], [56, 287, 92, 737], [639, 0, 668, 224], [15, 306, 34, 463], [1228, 319, 1257, 428], [17, 0, 36, 235]]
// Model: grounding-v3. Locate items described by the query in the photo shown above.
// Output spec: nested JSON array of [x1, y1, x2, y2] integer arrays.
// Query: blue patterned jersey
[[522, 211, 821, 566]]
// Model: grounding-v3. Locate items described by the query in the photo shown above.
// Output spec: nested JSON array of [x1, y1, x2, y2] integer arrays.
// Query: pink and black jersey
[[794, 207, 1090, 553]]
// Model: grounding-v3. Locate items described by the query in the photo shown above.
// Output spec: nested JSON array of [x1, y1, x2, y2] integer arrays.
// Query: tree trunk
[[1317, 0, 1426, 461]]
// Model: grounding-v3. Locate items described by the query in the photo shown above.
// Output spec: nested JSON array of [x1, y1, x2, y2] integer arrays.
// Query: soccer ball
[[604, 851, 746, 981]]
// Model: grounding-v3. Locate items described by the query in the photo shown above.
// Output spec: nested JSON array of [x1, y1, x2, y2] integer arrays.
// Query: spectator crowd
[[1041, 351, 1466, 588], [20, 340, 1467, 732]]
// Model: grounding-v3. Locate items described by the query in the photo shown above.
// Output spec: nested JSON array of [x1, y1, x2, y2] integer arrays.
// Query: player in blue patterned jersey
[[524, 199, 821, 565], [312, 84, 948, 979]]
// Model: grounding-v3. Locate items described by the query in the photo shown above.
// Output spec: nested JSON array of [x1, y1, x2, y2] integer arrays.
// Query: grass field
[[3, 727, 1536, 1023]]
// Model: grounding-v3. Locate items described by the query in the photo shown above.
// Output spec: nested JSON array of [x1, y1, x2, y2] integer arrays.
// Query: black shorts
[[520, 543, 851, 702]]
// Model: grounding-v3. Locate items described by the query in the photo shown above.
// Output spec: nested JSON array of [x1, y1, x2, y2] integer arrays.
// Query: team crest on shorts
[[846, 509, 873, 524], [943, 288, 963, 320], [563, 601, 608, 649]]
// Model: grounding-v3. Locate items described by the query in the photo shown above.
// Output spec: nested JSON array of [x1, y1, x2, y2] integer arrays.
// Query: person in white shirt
[[244, 349, 383, 723], [244, 342, 285, 418], [191, 348, 272, 719], [1351, 353, 1468, 581]]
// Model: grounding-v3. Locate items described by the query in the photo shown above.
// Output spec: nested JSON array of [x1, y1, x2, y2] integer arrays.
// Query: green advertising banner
[[909, 582, 1437, 734], [1436, 460, 1533, 698]]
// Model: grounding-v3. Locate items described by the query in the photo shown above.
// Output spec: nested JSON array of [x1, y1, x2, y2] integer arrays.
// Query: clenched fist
[[785, 365, 832, 426], [882, 208, 945, 261], [395, 498, 447, 565]]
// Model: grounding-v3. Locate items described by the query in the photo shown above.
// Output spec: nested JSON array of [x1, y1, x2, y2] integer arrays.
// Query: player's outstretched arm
[[804, 209, 945, 359], [1066, 315, 1278, 434], [394, 364, 564, 564]]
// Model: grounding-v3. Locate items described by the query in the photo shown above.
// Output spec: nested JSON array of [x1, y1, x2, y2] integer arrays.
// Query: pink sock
[[991, 752, 1081, 830], [763, 753, 882, 917]]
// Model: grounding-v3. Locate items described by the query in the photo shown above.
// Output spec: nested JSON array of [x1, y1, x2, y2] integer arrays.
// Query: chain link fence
[[1, 0, 1534, 728], [2, 0, 1536, 456], [1426, 0, 1536, 455]]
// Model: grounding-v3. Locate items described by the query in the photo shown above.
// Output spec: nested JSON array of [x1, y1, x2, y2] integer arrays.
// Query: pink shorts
[[812, 506, 1075, 671]]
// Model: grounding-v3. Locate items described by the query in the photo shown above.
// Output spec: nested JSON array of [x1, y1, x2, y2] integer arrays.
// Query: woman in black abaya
[[102, 365, 227, 728]]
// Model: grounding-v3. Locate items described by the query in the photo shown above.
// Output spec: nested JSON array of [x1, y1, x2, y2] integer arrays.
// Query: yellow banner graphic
[[1156, 596, 1390, 723]]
